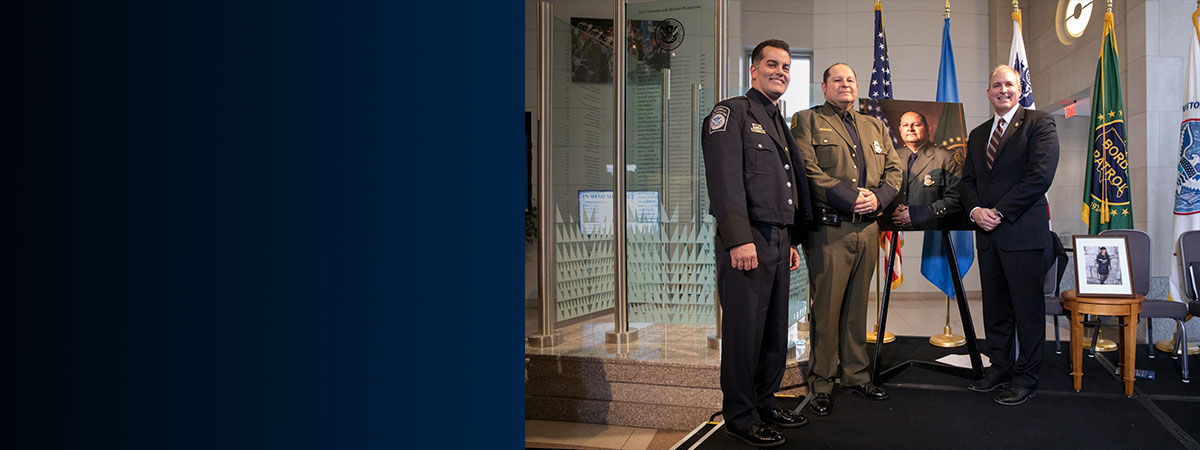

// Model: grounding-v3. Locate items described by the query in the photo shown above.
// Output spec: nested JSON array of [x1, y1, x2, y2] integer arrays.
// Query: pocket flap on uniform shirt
[[813, 131, 838, 145]]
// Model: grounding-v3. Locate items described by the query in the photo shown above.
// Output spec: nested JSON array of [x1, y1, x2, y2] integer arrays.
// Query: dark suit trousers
[[715, 223, 790, 430], [976, 236, 1046, 390]]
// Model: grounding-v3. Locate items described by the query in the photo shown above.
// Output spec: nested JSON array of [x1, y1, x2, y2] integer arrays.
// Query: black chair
[[1101, 229, 1189, 382], [1045, 235, 1069, 354], [1176, 230, 1200, 371]]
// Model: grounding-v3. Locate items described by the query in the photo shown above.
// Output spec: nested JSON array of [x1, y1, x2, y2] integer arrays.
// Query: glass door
[[623, 0, 718, 326]]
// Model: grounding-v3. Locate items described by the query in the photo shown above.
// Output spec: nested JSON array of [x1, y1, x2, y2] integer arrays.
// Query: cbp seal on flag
[[1176, 120, 1200, 214]]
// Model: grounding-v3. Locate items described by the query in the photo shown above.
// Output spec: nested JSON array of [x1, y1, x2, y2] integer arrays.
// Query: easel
[[870, 230, 984, 384]]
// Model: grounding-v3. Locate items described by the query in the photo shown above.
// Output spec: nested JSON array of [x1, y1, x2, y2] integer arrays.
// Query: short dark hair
[[902, 111, 928, 127], [751, 39, 790, 65], [822, 62, 856, 84]]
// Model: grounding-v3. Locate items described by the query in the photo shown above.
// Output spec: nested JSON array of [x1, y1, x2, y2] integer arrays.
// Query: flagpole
[[1195, 0, 1200, 47], [925, 0, 967, 349], [867, 0, 895, 346], [1087, 0, 1120, 352], [868, 248, 896, 345], [1158, 0, 1200, 357], [1012, 0, 1020, 30]]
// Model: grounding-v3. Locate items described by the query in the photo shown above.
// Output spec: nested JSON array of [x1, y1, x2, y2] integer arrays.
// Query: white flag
[[1169, 27, 1200, 302], [1010, 7, 1049, 230], [1008, 14, 1035, 109]]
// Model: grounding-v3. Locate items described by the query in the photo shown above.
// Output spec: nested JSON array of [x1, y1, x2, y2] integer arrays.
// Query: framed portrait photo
[[1072, 235, 1136, 298]]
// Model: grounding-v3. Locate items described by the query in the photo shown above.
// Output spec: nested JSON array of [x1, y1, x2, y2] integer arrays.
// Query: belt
[[817, 207, 867, 226]]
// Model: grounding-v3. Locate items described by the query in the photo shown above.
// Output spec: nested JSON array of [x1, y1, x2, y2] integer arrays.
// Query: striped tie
[[986, 117, 1005, 170]]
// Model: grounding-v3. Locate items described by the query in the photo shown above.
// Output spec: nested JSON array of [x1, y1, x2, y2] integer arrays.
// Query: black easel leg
[[943, 230, 983, 377], [870, 231, 900, 385]]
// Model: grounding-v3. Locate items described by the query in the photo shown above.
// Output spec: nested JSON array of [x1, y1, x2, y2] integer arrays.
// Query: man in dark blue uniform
[[702, 39, 812, 448]]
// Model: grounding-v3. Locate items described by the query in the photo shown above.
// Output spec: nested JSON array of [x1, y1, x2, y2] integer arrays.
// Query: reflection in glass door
[[623, 0, 717, 326], [550, 16, 616, 324]]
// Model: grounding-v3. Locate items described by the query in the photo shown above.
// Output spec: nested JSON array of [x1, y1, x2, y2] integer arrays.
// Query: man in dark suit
[[702, 39, 812, 447], [791, 63, 902, 417], [961, 65, 1059, 406], [886, 110, 963, 231]]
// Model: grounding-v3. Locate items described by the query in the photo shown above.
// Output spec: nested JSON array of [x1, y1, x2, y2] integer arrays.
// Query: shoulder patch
[[709, 106, 730, 133]]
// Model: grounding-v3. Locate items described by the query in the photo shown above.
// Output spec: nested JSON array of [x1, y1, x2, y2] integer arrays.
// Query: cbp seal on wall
[[653, 18, 684, 51]]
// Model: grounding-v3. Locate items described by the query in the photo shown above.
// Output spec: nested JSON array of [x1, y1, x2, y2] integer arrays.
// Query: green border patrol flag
[[1082, 10, 1132, 233]]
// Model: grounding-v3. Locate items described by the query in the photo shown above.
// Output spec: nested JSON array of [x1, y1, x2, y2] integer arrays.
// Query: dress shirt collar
[[993, 106, 1019, 131]]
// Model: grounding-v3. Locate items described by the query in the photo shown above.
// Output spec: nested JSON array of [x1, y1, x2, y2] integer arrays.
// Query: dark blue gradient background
[[14, 1, 524, 448]]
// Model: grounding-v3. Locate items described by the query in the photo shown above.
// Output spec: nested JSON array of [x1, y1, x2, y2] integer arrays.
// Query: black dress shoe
[[809, 392, 832, 416], [841, 382, 889, 401], [994, 386, 1036, 406], [724, 422, 785, 448], [759, 407, 807, 428], [968, 374, 1010, 393]]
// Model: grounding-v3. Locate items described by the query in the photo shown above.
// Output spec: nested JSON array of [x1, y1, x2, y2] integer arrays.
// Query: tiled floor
[[524, 291, 1080, 449]]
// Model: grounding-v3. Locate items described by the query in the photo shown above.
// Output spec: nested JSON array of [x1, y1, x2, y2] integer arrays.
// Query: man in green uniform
[[790, 63, 902, 416]]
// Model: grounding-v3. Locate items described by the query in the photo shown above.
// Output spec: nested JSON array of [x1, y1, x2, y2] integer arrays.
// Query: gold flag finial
[[945, 0, 950, 19], [1012, 0, 1022, 29], [1193, 1, 1199, 45]]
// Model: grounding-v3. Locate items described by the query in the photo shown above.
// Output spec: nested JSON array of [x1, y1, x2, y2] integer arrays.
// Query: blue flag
[[919, 15, 975, 298]]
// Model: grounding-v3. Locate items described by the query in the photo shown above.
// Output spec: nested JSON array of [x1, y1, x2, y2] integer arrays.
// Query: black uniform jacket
[[961, 106, 1059, 251], [702, 89, 812, 250], [882, 143, 965, 231]]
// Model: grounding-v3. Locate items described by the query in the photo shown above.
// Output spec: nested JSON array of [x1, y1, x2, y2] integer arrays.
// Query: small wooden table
[[1060, 289, 1145, 397]]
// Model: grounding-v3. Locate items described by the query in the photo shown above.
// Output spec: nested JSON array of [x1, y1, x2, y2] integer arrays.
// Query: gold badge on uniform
[[872, 140, 883, 154], [923, 174, 935, 187], [750, 123, 766, 134]]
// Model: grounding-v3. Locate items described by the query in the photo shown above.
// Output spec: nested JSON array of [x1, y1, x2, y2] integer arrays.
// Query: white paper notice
[[935, 354, 991, 369]]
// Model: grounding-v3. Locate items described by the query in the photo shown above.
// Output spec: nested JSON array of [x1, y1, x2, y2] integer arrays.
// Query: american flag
[[863, 2, 900, 150], [869, 3, 893, 101], [869, 1, 901, 290], [860, 99, 900, 150]]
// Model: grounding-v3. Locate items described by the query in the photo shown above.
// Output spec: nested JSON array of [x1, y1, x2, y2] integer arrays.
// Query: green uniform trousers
[[806, 220, 879, 394]]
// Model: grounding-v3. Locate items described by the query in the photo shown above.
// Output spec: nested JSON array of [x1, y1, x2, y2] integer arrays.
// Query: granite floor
[[524, 291, 1087, 449]]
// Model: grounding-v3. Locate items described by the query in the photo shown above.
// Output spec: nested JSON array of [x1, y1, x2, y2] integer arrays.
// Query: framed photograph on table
[[1072, 235, 1135, 298]]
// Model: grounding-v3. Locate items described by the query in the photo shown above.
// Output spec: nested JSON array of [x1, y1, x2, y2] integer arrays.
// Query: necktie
[[907, 151, 918, 172], [841, 111, 866, 187], [986, 118, 1005, 170]]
